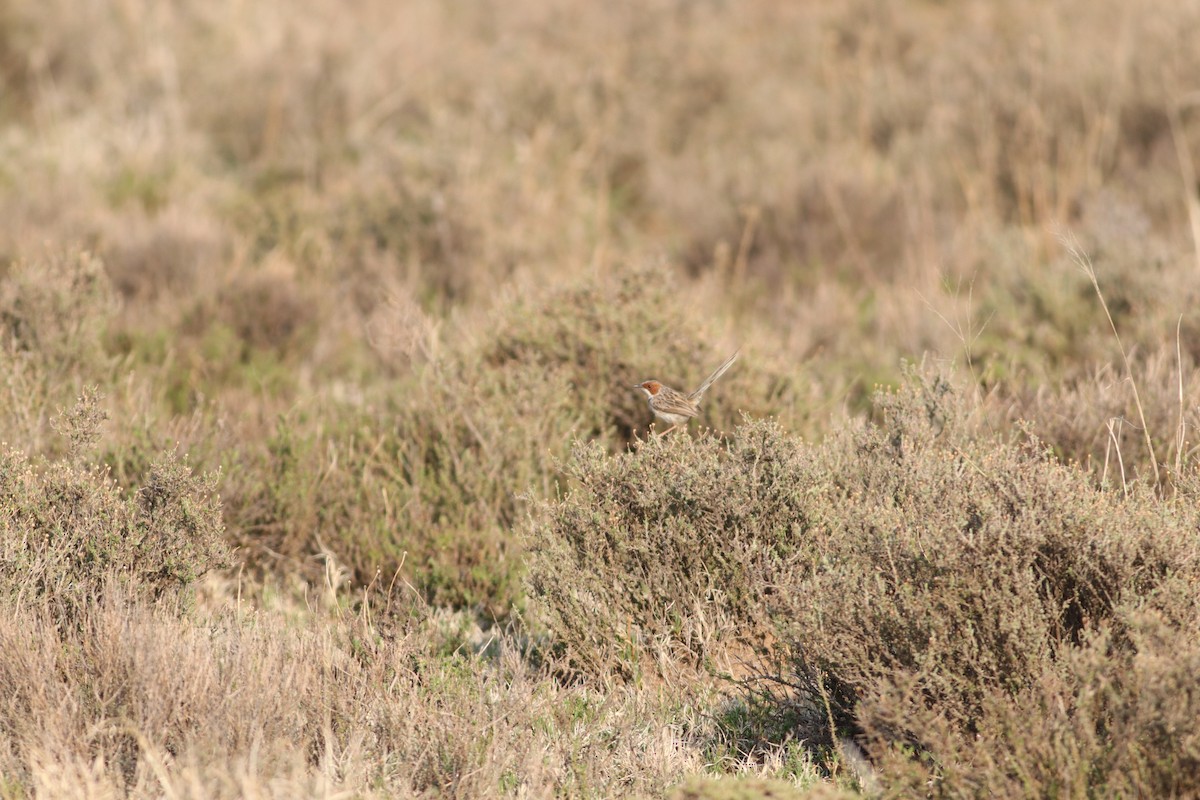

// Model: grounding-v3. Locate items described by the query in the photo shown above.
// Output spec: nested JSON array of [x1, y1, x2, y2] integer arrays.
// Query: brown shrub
[[100, 205, 229, 304], [198, 258, 319, 359], [0, 249, 115, 379], [864, 597, 1200, 798]]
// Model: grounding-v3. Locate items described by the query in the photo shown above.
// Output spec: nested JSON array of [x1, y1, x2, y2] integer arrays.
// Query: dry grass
[[0, 586, 821, 799], [3, 0, 1200, 795]]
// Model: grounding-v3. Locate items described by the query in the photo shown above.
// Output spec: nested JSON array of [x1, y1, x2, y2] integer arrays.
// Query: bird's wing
[[653, 389, 701, 418], [688, 349, 740, 401]]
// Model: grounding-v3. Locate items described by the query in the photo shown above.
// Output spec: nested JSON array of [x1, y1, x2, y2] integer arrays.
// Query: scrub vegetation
[[3, 0, 1200, 796]]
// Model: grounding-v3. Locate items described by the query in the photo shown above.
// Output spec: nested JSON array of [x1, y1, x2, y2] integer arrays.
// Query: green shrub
[[232, 264, 794, 615], [478, 264, 739, 443], [0, 391, 229, 623]]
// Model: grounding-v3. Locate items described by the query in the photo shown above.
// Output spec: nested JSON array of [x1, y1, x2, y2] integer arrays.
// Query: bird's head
[[633, 380, 662, 398]]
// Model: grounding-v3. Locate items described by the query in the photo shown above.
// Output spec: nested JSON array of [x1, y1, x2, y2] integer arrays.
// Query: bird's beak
[[631, 384, 640, 389]]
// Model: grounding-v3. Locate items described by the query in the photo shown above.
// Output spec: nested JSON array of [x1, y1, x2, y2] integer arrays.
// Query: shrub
[[759, 372, 1199, 794], [527, 366, 1200, 794], [780, 373, 1195, 709], [0, 391, 229, 624], [0, 250, 118, 453], [100, 204, 228, 303], [232, 264, 792, 615], [0, 249, 115, 380], [525, 419, 812, 679], [522, 368, 977, 681], [863, 597, 1200, 797]]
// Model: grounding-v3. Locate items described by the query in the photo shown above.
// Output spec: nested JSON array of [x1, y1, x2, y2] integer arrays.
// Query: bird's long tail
[[688, 349, 740, 402]]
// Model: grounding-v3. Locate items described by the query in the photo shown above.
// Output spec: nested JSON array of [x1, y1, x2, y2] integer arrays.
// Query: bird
[[632, 349, 740, 435]]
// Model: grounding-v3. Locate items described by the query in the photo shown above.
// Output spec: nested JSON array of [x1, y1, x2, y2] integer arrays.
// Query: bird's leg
[[659, 423, 680, 436]]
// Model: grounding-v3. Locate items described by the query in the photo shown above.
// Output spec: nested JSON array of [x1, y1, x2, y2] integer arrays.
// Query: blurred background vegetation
[[3, 0, 1200, 796]]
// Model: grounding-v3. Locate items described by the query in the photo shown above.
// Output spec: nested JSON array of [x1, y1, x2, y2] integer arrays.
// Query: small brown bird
[[633, 350, 740, 435]]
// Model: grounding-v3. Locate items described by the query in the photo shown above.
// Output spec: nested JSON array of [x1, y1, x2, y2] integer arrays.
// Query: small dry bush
[[0, 391, 229, 624], [526, 419, 810, 679]]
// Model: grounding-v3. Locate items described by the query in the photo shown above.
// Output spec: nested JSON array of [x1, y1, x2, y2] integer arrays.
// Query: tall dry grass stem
[[1175, 315, 1186, 487], [1059, 230, 1161, 489]]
